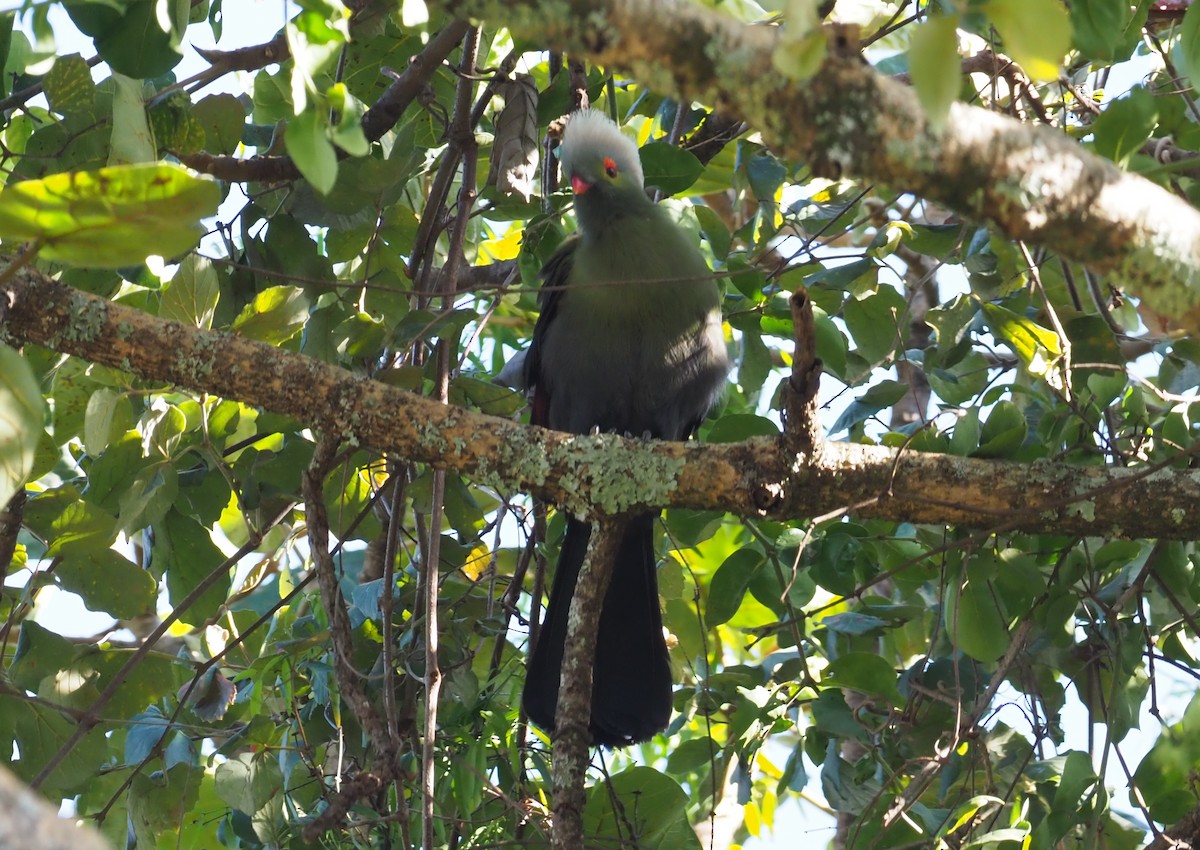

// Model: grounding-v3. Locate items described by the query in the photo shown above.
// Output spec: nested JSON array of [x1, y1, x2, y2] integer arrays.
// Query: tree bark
[[550, 516, 627, 850], [0, 766, 110, 850], [432, 0, 1200, 334], [4, 263, 1200, 539]]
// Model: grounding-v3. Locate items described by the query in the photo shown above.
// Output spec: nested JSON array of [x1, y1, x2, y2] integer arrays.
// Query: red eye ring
[[603, 157, 618, 178]]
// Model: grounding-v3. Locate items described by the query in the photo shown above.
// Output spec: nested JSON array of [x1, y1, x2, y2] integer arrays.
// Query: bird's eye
[[603, 157, 618, 178]]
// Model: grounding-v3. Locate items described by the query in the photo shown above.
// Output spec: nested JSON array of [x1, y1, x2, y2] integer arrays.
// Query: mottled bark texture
[[433, 0, 1200, 334], [5, 265, 1200, 538]]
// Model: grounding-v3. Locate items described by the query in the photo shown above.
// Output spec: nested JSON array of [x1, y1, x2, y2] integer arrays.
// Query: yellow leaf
[[762, 788, 777, 829], [743, 800, 761, 837], [756, 751, 783, 779], [462, 544, 491, 581], [480, 227, 522, 263]]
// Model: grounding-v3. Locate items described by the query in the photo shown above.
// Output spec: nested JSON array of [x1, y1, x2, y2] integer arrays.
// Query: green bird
[[522, 110, 729, 746]]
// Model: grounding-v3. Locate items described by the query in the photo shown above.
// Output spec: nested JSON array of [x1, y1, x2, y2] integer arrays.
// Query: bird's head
[[558, 110, 648, 228]]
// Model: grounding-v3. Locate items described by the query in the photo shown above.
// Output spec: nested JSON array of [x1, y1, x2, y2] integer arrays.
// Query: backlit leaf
[[0, 163, 219, 265], [0, 344, 46, 508]]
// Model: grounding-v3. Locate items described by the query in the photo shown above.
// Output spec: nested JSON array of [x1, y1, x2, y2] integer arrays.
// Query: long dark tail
[[522, 514, 672, 747]]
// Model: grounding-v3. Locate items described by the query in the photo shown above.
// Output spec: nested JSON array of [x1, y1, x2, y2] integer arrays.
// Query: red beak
[[570, 174, 591, 195]]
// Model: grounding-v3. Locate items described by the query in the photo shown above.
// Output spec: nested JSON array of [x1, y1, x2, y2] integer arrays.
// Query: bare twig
[[180, 21, 469, 183]]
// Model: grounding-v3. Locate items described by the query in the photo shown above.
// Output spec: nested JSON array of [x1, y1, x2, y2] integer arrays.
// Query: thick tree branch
[[4, 267, 1200, 538], [433, 0, 1200, 333], [0, 766, 109, 850]]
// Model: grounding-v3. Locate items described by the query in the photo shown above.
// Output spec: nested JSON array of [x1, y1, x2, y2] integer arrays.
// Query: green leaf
[[215, 752, 283, 815], [941, 795, 1005, 839], [9, 698, 109, 793], [65, 0, 185, 78], [706, 414, 781, 443], [946, 570, 1010, 662], [24, 486, 118, 557], [907, 222, 964, 258], [0, 344, 46, 508], [391, 308, 476, 349], [231, 285, 310, 344], [1070, 0, 1137, 61], [129, 764, 202, 848], [821, 611, 889, 635], [928, 351, 990, 406], [149, 93, 206, 156], [57, 547, 156, 619], [0, 163, 219, 266], [807, 258, 876, 292], [844, 285, 906, 365], [9, 620, 78, 692], [1092, 86, 1158, 167], [986, 0, 1070, 81], [927, 292, 979, 347], [980, 302, 1062, 379], [117, 462, 179, 535], [159, 510, 231, 628], [285, 108, 338, 194], [949, 406, 980, 456], [83, 387, 133, 455], [327, 82, 369, 156], [666, 736, 718, 773], [909, 15, 961, 132], [449, 376, 524, 416], [1179, 1, 1200, 92], [639, 141, 703, 196], [1134, 692, 1200, 822], [972, 399, 1027, 458], [44, 53, 96, 117], [109, 73, 155, 165], [161, 254, 220, 328], [830, 380, 910, 435], [813, 308, 848, 379], [706, 548, 765, 626], [694, 203, 731, 259], [192, 93, 246, 156], [584, 767, 700, 850], [812, 689, 868, 740], [745, 150, 787, 201], [824, 651, 902, 705], [1045, 751, 1098, 841]]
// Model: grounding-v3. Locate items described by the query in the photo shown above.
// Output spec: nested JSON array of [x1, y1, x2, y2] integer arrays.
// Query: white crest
[[560, 110, 644, 189]]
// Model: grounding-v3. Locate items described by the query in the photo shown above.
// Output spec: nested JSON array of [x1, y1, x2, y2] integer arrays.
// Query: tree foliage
[[3, 0, 1200, 848]]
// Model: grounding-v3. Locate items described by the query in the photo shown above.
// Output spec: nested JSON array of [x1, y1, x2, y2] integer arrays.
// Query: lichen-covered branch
[[432, 0, 1200, 333], [551, 516, 627, 850], [4, 266, 1200, 538]]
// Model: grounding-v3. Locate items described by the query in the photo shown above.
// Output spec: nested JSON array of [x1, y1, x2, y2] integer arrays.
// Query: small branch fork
[[179, 21, 470, 182], [782, 286, 823, 460], [301, 433, 401, 840]]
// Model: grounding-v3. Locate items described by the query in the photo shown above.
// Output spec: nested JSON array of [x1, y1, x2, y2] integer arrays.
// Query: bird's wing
[[525, 234, 578, 427]]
